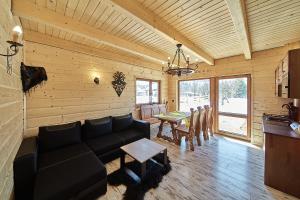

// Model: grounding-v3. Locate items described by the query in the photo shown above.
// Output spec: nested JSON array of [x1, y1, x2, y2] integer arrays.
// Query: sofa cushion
[[117, 129, 145, 144], [86, 133, 124, 155], [34, 152, 106, 200], [38, 143, 91, 169], [38, 121, 82, 153], [112, 113, 133, 132], [83, 117, 112, 140]]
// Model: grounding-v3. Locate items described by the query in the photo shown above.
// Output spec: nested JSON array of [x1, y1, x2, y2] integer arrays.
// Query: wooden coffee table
[[120, 138, 167, 182]]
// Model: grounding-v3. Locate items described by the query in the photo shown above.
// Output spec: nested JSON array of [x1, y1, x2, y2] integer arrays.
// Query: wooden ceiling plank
[[179, 9, 230, 33], [171, 0, 224, 28], [187, 19, 234, 38], [177, 2, 227, 32], [248, 2, 300, 23], [159, 0, 189, 18], [110, 0, 214, 65], [105, 14, 125, 33], [100, 11, 120, 31], [12, 0, 168, 62], [86, 0, 106, 26], [225, 0, 252, 59], [65, 0, 80, 17], [146, 0, 168, 11], [73, 0, 90, 20], [80, 0, 101, 23], [166, 0, 213, 24], [55, 0, 68, 15], [109, 17, 130, 35], [23, 30, 161, 70]]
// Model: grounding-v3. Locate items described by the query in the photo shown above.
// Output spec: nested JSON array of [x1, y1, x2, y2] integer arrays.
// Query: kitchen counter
[[262, 115, 300, 139], [263, 115, 300, 199]]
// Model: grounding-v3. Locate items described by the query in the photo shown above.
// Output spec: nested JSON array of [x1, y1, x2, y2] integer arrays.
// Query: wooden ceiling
[[13, 0, 300, 66]]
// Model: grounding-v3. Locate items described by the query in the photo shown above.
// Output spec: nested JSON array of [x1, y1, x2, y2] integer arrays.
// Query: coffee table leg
[[163, 149, 168, 165], [141, 162, 146, 181], [120, 152, 125, 169]]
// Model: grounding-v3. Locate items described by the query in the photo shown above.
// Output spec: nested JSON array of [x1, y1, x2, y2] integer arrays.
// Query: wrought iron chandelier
[[162, 44, 198, 76]]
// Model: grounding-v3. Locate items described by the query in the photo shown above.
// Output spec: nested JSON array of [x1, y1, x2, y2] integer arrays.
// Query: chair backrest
[[188, 108, 200, 133], [207, 106, 213, 126], [141, 105, 152, 120], [195, 106, 202, 135], [158, 104, 167, 114], [151, 104, 160, 116], [200, 107, 207, 132]]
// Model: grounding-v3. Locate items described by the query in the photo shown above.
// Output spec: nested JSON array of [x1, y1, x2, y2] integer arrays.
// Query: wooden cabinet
[[275, 49, 300, 98], [263, 117, 300, 199]]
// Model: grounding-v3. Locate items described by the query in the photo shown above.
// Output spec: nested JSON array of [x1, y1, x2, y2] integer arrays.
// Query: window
[[179, 79, 210, 112], [216, 75, 251, 139], [136, 79, 160, 104]]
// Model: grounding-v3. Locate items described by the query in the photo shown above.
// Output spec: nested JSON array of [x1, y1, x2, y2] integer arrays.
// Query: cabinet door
[[275, 68, 278, 96], [281, 74, 289, 98], [282, 55, 289, 74]]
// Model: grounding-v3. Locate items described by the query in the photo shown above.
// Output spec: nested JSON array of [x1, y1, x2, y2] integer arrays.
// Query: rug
[[107, 153, 172, 200]]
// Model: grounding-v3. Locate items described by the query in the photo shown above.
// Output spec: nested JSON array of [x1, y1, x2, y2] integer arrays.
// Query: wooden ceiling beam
[[225, 0, 252, 59], [110, 0, 214, 65], [23, 30, 161, 70], [12, 0, 167, 63]]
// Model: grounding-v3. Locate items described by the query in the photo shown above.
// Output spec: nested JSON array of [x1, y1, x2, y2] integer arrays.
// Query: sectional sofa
[[13, 113, 150, 200]]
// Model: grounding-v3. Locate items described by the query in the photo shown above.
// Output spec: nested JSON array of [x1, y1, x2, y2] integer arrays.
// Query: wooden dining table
[[153, 111, 190, 144]]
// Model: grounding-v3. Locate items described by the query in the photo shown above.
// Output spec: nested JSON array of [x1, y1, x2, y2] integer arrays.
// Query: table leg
[[170, 122, 178, 144], [141, 162, 146, 181], [157, 120, 165, 138], [163, 149, 168, 166]]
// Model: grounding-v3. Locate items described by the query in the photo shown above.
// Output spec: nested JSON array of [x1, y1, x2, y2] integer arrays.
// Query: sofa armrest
[[132, 119, 151, 139], [14, 136, 38, 200]]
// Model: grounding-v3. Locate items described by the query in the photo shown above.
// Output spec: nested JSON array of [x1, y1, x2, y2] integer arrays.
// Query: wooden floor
[[98, 126, 299, 200]]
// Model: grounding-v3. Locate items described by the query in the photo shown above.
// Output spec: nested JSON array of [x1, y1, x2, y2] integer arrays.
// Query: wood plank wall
[[168, 42, 300, 146], [0, 0, 24, 199], [24, 41, 168, 136]]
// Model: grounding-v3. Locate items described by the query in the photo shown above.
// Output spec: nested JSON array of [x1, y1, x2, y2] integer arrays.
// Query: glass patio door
[[216, 75, 251, 140]]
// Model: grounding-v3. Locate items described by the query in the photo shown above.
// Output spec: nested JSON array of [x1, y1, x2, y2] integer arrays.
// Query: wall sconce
[[94, 77, 100, 85], [0, 25, 23, 75]]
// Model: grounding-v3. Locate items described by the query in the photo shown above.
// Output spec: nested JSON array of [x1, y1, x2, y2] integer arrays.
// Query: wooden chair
[[200, 106, 208, 140], [194, 106, 202, 146], [175, 108, 200, 151], [205, 105, 214, 136], [140, 105, 159, 124], [158, 104, 167, 114], [152, 104, 160, 116]]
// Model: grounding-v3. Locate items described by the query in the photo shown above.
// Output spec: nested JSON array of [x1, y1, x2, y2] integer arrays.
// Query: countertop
[[262, 115, 300, 139]]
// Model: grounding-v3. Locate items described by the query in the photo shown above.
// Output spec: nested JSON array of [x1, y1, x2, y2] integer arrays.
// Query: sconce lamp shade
[[12, 26, 22, 42]]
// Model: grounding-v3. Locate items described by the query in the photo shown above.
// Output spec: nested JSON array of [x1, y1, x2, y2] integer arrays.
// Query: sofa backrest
[[112, 113, 133, 132], [38, 121, 82, 153], [83, 117, 112, 140]]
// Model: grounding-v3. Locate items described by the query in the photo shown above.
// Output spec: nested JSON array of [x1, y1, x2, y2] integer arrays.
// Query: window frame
[[215, 74, 251, 141], [135, 78, 161, 105], [178, 78, 212, 111], [177, 75, 252, 142]]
